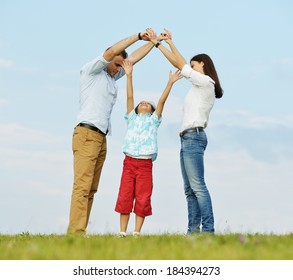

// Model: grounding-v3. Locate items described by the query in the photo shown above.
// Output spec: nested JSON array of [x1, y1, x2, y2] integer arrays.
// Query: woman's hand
[[161, 29, 172, 40]]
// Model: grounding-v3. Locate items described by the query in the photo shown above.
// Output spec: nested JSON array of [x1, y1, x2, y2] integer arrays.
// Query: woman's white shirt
[[180, 64, 215, 131]]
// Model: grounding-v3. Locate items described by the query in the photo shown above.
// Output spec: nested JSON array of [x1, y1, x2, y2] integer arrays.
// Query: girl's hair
[[190, 54, 223, 99], [135, 103, 156, 114]]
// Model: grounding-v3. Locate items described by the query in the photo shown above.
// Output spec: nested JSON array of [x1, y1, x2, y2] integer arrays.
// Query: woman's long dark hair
[[190, 54, 223, 99]]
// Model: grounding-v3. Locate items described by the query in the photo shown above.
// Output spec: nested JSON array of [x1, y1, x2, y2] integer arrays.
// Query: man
[[68, 28, 156, 235]]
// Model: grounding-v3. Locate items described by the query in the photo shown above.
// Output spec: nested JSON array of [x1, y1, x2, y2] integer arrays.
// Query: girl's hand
[[169, 69, 182, 83], [122, 60, 133, 76]]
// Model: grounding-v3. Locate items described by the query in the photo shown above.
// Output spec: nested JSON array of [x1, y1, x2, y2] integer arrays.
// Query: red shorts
[[115, 156, 153, 217]]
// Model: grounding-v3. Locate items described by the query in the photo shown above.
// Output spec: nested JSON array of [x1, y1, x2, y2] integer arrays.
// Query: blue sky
[[0, 0, 292, 235]]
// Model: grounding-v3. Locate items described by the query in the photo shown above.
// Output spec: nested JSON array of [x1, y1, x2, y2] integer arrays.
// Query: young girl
[[147, 30, 223, 234], [114, 60, 182, 236]]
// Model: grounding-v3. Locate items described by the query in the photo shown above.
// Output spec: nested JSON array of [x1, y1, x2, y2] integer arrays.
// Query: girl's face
[[190, 60, 204, 74], [137, 101, 153, 114]]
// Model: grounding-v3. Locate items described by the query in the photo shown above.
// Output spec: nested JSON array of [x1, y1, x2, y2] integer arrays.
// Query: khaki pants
[[68, 126, 107, 234]]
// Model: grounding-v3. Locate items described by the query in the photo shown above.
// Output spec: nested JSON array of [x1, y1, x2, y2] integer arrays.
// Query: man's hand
[[141, 28, 157, 41]]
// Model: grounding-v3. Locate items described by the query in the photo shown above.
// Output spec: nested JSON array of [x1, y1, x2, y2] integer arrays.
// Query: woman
[[147, 30, 223, 234]]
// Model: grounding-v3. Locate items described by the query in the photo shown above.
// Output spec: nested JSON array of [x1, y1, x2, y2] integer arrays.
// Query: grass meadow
[[1, 233, 293, 260]]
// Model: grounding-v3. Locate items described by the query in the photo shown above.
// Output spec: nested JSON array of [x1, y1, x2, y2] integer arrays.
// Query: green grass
[[1, 233, 293, 260]]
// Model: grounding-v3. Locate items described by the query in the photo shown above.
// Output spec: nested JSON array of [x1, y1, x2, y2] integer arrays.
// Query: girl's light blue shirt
[[122, 110, 162, 161]]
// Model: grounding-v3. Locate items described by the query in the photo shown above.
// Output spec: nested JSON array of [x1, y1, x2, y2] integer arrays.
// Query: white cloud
[[0, 58, 14, 68], [0, 123, 64, 146], [0, 123, 73, 234], [210, 109, 293, 129], [278, 57, 293, 67], [206, 149, 293, 234], [0, 98, 10, 106]]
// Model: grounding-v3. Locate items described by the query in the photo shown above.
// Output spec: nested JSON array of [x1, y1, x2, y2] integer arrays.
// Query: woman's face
[[190, 60, 204, 74]]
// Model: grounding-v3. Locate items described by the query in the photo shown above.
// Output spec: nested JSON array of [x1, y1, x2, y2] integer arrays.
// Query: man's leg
[[86, 135, 107, 227], [68, 127, 105, 235]]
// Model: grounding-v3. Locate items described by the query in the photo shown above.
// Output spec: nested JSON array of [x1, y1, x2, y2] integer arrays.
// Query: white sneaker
[[133, 231, 140, 237], [119, 232, 126, 237]]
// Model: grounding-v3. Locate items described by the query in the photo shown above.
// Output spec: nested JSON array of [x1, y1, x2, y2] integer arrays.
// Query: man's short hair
[[105, 47, 128, 59], [119, 50, 128, 59]]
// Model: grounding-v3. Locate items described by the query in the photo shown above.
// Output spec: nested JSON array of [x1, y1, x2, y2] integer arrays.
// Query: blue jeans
[[180, 130, 214, 233]]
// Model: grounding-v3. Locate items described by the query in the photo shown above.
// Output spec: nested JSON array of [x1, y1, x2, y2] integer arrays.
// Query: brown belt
[[78, 123, 107, 136]]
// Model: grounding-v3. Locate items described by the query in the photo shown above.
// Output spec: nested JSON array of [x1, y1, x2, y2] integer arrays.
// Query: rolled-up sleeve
[[181, 64, 214, 87], [82, 54, 109, 75]]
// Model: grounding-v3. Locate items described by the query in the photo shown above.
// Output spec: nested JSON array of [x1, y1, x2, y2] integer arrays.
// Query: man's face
[[107, 55, 124, 77]]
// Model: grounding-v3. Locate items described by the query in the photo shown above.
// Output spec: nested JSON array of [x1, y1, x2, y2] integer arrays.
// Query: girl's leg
[[133, 158, 153, 234], [115, 156, 135, 236], [134, 215, 145, 233], [120, 213, 130, 233]]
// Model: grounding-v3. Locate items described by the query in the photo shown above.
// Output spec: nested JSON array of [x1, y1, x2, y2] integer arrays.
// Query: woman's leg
[[181, 131, 214, 233], [180, 144, 201, 233]]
